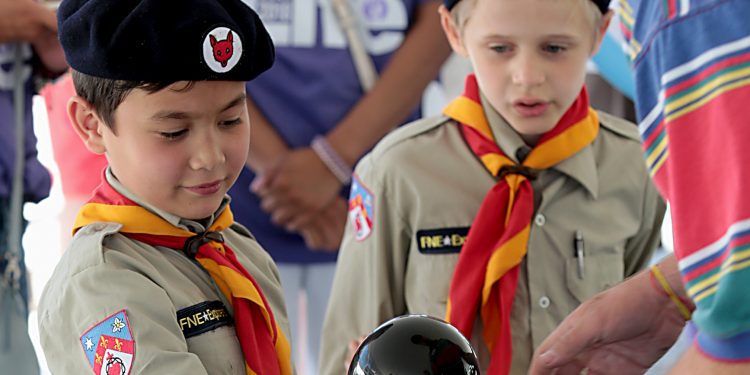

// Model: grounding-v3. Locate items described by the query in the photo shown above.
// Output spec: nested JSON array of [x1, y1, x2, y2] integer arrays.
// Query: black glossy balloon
[[348, 315, 480, 375]]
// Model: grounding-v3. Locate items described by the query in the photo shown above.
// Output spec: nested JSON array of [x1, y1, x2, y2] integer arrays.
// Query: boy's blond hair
[[450, 0, 605, 34]]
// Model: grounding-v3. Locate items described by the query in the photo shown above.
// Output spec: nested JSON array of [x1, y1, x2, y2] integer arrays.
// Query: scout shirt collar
[[480, 93, 599, 199], [105, 167, 231, 233]]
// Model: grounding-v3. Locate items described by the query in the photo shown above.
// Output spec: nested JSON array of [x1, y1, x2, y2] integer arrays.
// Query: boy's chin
[[180, 208, 221, 222], [166, 201, 223, 222]]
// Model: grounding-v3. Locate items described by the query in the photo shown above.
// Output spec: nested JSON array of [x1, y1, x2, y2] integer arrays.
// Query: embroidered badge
[[202, 26, 242, 73], [416, 227, 470, 254], [80, 310, 135, 375], [177, 301, 233, 339], [348, 174, 375, 241]]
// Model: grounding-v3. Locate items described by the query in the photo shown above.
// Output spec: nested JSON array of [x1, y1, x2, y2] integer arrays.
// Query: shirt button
[[534, 214, 546, 227], [539, 296, 550, 309]]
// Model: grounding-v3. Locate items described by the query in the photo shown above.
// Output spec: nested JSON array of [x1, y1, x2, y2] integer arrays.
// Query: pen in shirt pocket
[[574, 230, 585, 279]]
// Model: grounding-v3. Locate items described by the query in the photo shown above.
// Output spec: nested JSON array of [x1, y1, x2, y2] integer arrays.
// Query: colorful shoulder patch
[[80, 310, 135, 375], [348, 174, 375, 241]]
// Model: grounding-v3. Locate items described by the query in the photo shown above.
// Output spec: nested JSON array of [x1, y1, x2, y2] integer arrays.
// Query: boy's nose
[[512, 55, 545, 87], [190, 135, 226, 171]]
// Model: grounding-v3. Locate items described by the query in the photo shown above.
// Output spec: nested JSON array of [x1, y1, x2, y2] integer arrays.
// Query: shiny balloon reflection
[[348, 315, 480, 375]]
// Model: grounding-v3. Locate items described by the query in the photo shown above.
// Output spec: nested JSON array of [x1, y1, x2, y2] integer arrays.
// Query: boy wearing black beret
[[37, 1, 293, 374]]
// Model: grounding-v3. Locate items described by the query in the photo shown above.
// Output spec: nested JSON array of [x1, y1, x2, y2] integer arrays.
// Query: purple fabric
[[230, 0, 432, 263], [0, 43, 51, 204]]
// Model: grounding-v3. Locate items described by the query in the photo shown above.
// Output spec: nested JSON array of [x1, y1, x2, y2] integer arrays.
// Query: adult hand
[[529, 264, 686, 375], [297, 197, 347, 252], [0, 0, 57, 43], [252, 147, 342, 229]]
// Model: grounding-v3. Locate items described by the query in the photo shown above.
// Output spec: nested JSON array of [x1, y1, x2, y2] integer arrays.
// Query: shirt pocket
[[186, 326, 245, 374], [565, 247, 625, 304]]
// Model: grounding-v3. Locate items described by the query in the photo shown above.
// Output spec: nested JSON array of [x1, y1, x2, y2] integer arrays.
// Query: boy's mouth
[[185, 180, 223, 195], [513, 99, 549, 117]]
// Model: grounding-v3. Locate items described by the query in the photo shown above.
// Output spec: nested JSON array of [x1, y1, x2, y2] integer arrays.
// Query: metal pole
[[331, 0, 378, 92]]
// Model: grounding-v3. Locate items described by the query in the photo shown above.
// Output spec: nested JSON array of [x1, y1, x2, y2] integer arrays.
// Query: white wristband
[[311, 136, 352, 184]]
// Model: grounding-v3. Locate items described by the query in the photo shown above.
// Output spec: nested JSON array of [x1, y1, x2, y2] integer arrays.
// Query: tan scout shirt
[[38, 170, 291, 374], [319, 103, 666, 375]]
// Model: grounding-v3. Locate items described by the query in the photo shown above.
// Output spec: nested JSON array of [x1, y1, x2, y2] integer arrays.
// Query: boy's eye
[[490, 44, 511, 53], [159, 129, 187, 140], [543, 44, 567, 53], [220, 118, 242, 127]]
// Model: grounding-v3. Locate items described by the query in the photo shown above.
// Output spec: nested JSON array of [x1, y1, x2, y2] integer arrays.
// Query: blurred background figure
[[39, 72, 107, 249], [0, 0, 65, 373]]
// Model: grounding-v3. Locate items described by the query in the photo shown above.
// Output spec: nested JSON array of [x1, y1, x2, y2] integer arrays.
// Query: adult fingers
[[259, 192, 289, 214], [270, 205, 308, 227], [300, 225, 324, 250], [530, 304, 603, 374], [285, 210, 318, 232]]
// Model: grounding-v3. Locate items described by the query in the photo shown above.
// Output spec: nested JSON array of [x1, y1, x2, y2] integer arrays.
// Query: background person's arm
[[0, 0, 56, 43], [0, 0, 66, 72], [325, 0, 453, 165], [244, 96, 289, 174], [529, 255, 688, 375]]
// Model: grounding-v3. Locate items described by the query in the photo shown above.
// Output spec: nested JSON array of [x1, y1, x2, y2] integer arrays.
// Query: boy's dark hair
[[71, 70, 182, 129]]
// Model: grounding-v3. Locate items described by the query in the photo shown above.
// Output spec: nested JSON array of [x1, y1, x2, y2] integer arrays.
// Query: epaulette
[[229, 222, 257, 241], [597, 111, 641, 142], [369, 115, 454, 159]]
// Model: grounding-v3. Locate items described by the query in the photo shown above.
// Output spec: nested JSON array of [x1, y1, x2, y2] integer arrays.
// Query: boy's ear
[[67, 96, 108, 155], [591, 10, 614, 56], [438, 5, 468, 57]]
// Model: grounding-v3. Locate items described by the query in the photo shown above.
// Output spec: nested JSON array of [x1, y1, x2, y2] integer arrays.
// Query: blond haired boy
[[320, 0, 665, 374]]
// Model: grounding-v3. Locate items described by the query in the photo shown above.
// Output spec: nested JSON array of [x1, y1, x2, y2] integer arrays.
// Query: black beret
[[58, 0, 274, 82], [444, 0, 611, 14]]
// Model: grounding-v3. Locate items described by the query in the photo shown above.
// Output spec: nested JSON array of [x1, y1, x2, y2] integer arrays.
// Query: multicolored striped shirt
[[619, 0, 750, 362]]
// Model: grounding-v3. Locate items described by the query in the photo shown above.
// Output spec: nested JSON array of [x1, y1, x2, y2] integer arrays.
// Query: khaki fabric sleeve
[[624, 177, 667, 276], [318, 155, 411, 375], [39, 259, 209, 374]]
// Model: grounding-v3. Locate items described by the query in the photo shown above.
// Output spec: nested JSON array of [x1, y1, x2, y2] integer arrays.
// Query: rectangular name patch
[[177, 301, 232, 339], [416, 227, 469, 254]]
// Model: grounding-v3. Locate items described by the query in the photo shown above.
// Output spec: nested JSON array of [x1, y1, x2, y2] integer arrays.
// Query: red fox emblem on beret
[[210, 33, 233, 67]]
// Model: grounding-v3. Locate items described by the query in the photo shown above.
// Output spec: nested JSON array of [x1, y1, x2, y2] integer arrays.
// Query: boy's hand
[[297, 197, 347, 252], [252, 147, 341, 228], [529, 261, 685, 375], [0, 0, 57, 43]]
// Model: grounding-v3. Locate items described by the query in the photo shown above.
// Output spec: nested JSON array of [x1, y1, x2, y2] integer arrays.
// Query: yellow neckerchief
[[74, 180, 292, 375]]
